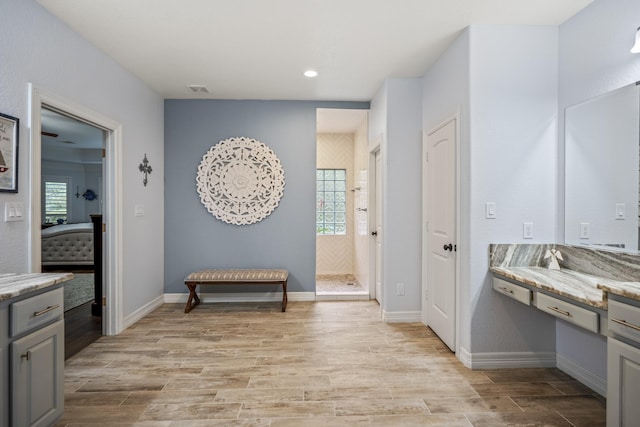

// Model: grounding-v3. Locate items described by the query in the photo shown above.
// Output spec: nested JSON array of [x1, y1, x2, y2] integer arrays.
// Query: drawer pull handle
[[21, 351, 30, 361], [611, 318, 640, 332], [548, 306, 572, 317], [33, 304, 61, 317], [499, 286, 514, 295]]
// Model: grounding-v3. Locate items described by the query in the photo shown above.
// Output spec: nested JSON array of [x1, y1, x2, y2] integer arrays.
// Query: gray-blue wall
[[164, 100, 369, 294]]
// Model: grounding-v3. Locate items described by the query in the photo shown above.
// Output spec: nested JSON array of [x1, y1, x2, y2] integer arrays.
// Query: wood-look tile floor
[[56, 301, 606, 426]]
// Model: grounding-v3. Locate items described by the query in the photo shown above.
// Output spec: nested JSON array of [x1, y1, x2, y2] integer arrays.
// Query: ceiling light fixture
[[304, 70, 318, 78], [632, 27, 640, 53]]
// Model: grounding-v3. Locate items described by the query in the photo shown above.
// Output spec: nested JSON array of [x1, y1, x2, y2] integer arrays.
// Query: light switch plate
[[134, 204, 145, 217], [4, 202, 24, 222], [615, 203, 626, 220], [523, 222, 533, 239], [485, 202, 497, 219]]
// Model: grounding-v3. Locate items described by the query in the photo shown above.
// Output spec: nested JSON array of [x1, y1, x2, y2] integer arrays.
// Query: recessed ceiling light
[[304, 70, 318, 78]]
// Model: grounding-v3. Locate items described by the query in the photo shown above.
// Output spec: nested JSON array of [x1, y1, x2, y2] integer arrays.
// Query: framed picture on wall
[[0, 112, 19, 193]]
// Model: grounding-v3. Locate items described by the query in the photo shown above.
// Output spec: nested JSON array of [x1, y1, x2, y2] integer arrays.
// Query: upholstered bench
[[184, 269, 289, 313]]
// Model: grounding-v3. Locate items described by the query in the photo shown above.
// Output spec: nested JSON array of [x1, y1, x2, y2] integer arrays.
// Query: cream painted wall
[[316, 133, 355, 275]]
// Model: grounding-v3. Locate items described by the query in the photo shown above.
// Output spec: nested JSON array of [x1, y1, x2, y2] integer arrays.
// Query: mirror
[[565, 82, 640, 252]]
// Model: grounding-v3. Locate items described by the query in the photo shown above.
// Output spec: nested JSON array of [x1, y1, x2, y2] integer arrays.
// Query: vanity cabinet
[[492, 277, 531, 305], [12, 320, 64, 427], [608, 297, 640, 426], [491, 274, 606, 335], [0, 286, 64, 427], [536, 292, 599, 333]]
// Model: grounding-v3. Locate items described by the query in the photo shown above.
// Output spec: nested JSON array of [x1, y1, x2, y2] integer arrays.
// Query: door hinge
[[425, 152, 429, 162], [102, 149, 106, 158], [102, 296, 106, 307], [102, 223, 106, 232], [425, 221, 429, 232]]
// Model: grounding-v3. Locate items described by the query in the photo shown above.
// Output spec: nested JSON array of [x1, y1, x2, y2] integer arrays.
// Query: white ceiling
[[41, 108, 104, 150], [37, 0, 593, 103]]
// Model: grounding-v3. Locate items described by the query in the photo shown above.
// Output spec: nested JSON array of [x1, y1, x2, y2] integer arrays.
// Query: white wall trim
[[123, 295, 164, 330], [316, 294, 370, 301], [164, 292, 317, 304], [458, 347, 556, 369], [556, 353, 607, 397], [382, 310, 422, 323]]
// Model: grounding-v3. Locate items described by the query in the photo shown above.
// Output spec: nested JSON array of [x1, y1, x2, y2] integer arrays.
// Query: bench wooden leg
[[281, 280, 287, 312], [184, 283, 201, 313]]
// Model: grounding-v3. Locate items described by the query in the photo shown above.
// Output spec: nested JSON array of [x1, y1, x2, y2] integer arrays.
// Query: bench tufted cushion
[[185, 269, 288, 283]]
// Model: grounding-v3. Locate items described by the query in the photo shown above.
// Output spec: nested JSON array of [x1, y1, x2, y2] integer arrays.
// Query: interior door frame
[[29, 84, 123, 335], [421, 112, 461, 353], [368, 135, 383, 304]]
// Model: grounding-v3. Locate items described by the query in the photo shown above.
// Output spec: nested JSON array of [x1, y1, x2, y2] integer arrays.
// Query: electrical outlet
[[397, 283, 405, 296], [523, 222, 533, 239]]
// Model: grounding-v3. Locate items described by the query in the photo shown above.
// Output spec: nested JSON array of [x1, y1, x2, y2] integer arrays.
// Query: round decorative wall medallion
[[196, 137, 285, 225]]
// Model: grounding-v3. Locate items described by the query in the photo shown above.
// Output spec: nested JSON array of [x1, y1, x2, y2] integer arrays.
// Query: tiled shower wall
[[316, 133, 355, 275]]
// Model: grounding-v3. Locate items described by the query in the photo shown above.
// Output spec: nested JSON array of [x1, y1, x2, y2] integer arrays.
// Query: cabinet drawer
[[493, 276, 531, 306], [536, 292, 599, 333], [609, 300, 640, 344], [10, 288, 63, 337]]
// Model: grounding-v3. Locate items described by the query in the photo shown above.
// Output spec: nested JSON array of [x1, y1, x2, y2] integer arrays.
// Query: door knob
[[443, 243, 453, 252], [371, 231, 378, 236]]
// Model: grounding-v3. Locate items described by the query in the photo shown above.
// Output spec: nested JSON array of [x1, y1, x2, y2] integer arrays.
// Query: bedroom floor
[[56, 301, 605, 426]]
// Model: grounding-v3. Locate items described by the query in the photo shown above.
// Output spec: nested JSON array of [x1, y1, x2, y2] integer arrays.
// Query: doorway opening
[[315, 109, 370, 300], [40, 108, 105, 358], [30, 84, 124, 341]]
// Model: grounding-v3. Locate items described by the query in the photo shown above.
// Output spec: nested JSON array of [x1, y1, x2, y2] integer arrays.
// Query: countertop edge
[[0, 273, 75, 302], [490, 266, 609, 309]]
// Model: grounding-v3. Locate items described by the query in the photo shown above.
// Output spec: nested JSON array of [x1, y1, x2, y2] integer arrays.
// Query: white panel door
[[426, 119, 456, 351], [374, 151, 383, 304]]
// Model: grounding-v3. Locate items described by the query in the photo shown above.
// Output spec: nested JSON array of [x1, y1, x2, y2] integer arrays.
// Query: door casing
[[368, 136, 383, 306], [29, 84, 124, 335]]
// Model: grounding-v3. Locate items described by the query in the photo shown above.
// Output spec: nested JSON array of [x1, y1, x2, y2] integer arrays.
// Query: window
[[44, 177, 70, 224], [316, 169, 346, 235]]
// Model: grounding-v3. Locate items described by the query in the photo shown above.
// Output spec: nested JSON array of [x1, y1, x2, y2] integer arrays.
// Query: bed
[[41, 222, 94, 270]]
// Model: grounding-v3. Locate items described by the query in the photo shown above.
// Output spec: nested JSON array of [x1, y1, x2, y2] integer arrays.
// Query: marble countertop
[[490, 266, 626, 309], [597, 281, 640, 302], [0, 273, 74, 302]]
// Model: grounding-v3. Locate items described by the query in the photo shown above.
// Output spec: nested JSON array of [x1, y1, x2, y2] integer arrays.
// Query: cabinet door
[[11, 320, 64, 427], [608, 337, 640, 427]]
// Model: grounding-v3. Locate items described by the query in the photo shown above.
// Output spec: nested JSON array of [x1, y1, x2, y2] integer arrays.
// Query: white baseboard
[[458, 347, 556, 369], [556, 353, 607, 397], [164, 291, 316, 304], [382, 310, 422, 323], [123, 294, 164, 329], [315, 294, 370, 301]]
